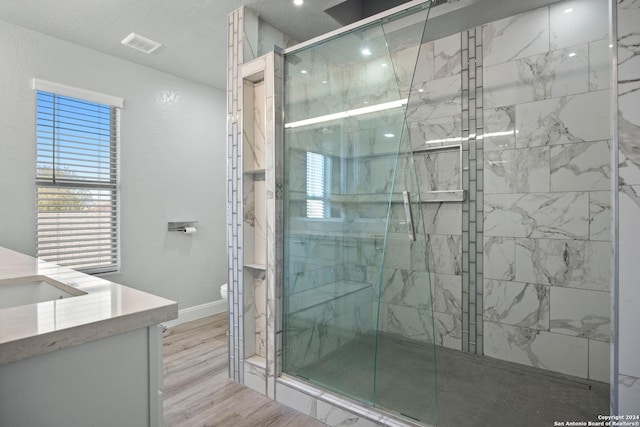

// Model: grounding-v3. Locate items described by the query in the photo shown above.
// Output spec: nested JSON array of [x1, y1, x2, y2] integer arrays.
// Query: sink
[[0, 275, 86, 309]]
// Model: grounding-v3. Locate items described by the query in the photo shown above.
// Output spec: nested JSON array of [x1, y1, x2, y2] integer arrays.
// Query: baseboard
[[162, 299, 227, 328]]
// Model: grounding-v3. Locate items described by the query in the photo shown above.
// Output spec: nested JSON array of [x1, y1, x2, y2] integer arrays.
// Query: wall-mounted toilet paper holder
[[168, 221, 198, 233]]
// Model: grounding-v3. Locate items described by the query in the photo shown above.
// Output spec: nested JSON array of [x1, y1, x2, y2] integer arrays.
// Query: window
[[35, 84, 121, 274], [306, 152, 331, 218]]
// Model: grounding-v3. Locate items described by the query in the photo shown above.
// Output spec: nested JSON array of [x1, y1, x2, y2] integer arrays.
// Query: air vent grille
[[121, 32, 162, 54]]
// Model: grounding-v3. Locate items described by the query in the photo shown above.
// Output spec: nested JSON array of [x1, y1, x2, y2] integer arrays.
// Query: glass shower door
[[282, 3, 437, 425]]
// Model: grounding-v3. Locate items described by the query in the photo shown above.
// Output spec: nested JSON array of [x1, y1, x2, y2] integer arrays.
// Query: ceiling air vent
[[121, 32, 162, 54]]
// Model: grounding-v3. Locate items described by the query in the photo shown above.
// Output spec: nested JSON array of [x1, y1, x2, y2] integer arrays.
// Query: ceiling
[[0, 0, 561, 91], [0, 0, 349, 91]]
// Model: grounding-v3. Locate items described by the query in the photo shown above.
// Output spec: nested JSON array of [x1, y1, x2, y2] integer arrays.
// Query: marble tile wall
[[400, 33, 465, 351], [254, 273, 267, 356], [378, 27, 483, 354], [374, 23, 486, 355], [615, 0, 640, 415], [244, 358, 267, 395], [244, 268, 256, 357], [286, 233, 349, 292], [231, 0, 640, 418], [286, 281, 375, 372], [482, 0, 611, 382], [283, 231, 381, 373], [235, 0, 617, 397], [242, 8, 296, 63], [228, 7, 291, 394], [379, 233, 435, 345], [407, 33, 462, 148], [282, 32, 440, 359]]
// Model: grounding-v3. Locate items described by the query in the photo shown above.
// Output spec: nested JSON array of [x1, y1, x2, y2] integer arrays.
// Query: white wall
[[0, 20, 227, 312]]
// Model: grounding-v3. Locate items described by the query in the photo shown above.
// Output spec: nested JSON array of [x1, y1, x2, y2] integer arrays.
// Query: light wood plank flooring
[[163, 313, 325, 427]]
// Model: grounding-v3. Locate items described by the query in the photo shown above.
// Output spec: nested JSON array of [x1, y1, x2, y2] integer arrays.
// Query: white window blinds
[[306, 152, 329, 219], [36, 89, 120, 274]]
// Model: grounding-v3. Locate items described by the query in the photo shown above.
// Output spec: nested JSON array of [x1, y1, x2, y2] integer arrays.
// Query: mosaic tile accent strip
[[461, 27, 484, 354], [227, 7, 245, 383]]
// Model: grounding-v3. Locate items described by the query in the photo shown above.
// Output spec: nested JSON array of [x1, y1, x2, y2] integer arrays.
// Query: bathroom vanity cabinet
[[0, 247, 177, 427], [0, 325, 164, 427]]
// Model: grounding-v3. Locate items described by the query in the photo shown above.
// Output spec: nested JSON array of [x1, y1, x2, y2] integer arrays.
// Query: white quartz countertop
[[0, 247, 178, 366]]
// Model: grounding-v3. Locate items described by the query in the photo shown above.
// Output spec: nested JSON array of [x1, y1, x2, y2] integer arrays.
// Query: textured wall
[[0, 20, 227, 312]]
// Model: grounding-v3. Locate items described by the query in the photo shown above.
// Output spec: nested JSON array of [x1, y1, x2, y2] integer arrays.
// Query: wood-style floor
[[162, 313, 325, 427]]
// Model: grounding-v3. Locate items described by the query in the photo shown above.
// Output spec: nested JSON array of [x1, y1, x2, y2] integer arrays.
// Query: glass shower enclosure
[[282, 3, 437, 424]]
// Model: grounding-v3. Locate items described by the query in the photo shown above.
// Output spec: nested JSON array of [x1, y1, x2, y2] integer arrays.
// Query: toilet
[[220, 283, 228, 303]]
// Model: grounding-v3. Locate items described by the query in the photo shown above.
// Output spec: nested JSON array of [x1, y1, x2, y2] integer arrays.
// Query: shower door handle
[[403, 191, 416, 241]]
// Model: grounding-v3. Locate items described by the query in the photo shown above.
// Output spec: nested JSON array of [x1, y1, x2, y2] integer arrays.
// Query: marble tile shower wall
[[228, 6, 293, 389], [242, 7, 296, 63], [285, 56, 408, 125], [227, 0, 640, 419], [284, 231, 380, 371], [481, 0, 611, 381], [393, 32, 465, 350]]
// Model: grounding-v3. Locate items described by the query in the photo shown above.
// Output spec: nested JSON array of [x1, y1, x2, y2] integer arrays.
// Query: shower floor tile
[[295, 336, 609, 427], [298, 334, 437, 423], [436, 346, 609, 427]]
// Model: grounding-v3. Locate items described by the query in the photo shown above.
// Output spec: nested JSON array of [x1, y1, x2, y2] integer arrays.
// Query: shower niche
[[241, 64, 268, 367]]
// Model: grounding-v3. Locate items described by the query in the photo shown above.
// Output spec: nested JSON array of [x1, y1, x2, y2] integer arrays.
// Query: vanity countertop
[[0, 247, 178, 366]]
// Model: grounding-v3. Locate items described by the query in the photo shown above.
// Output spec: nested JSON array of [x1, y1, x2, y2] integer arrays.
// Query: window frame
[[33, 79, 123, 274]]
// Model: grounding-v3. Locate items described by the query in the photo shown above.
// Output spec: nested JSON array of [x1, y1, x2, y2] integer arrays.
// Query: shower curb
[[276, 375, 436, 427]]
